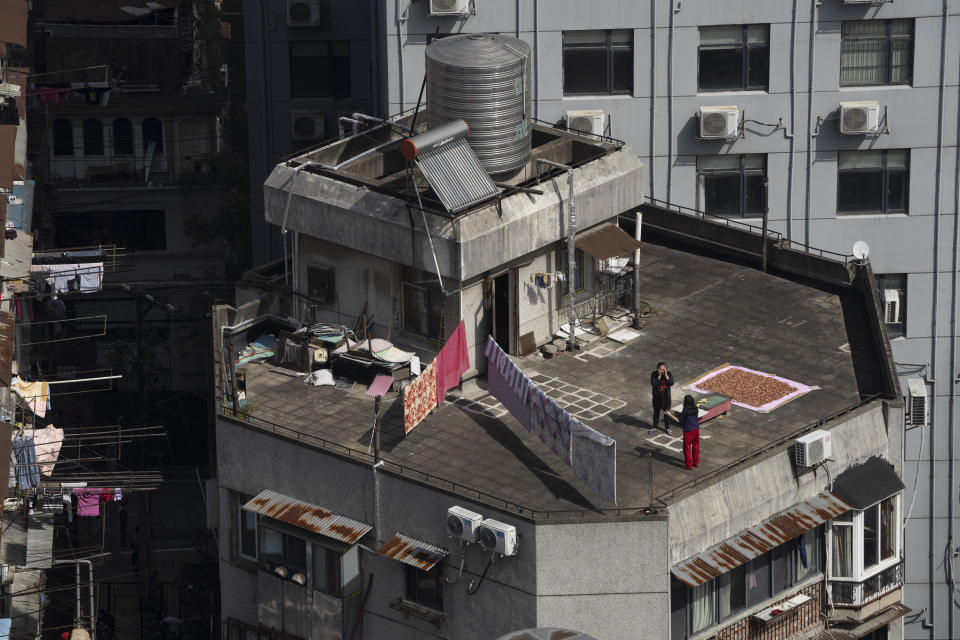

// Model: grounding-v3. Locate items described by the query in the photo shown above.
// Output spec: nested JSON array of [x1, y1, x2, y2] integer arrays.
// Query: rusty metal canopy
[[376, 533, 448, 571], [243, 490, 372, 546], [575, 224, 643, 261], [671, 491, 851, 587]]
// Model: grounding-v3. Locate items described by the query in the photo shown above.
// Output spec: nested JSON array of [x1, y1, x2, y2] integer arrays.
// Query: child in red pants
[[667, 395, 700, 470]]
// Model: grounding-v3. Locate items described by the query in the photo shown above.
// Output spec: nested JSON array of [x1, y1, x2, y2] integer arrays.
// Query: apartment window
[[698, 25, 769, 92], [840, 19, 913, 87], [697, 154, 766, 217], [82, 119, 104, 156], [877, 274, 906, 338], [673, 528, 823, 638], [837, 150, 908, 215], [52, 119, 74, 156], [404, 564, 443, 611], [259, 527, 307, 573], [113, 118, 134, 155], [142, 117, 164, 154], [238, 503, 257, 561], [312, 544, 341, 595], [828, 495, 900, 581], [307, 265, 335, 303], [403, 280, 444, 340], [562, 30, 633, 96], [290, 41, 351, 99]]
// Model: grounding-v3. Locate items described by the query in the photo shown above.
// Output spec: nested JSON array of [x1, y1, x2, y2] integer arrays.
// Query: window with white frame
[[828, 494, 900, 582]]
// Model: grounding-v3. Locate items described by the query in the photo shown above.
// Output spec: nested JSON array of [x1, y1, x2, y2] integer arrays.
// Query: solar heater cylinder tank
[[425, 33, 532, 176], [400, 119, 469, 160]]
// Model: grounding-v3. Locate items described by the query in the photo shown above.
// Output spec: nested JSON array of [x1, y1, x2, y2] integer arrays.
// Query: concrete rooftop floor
[[232, 242, 864, 519]]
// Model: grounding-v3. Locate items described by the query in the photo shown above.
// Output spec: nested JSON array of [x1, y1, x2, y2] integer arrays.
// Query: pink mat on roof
[[685, 365, 814, 413]]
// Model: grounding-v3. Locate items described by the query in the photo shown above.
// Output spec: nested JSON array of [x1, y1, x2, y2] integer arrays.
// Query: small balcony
[[829, 561, 903, 608]]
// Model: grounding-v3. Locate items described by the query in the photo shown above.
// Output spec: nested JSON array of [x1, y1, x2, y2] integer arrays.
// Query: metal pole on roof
[[633, 209, 643, 330], [762, 177, 769, 273], [536, 159, 578, 352]]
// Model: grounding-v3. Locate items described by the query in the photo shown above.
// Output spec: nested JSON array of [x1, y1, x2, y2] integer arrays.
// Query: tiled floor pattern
[[454, 373, 627, 423], [645, 431, 712, 453], [573, 339, 629, 362]]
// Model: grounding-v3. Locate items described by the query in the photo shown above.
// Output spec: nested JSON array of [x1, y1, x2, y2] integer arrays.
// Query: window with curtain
[[745, 554, 771, 607], [82, 119, 104, 156], [840, 19, 913, 87], [698, 25, 769, 92], [562, 30, 633, 95], [880, 496, 896, 560], [837, 149, 908, 215], [697, 154, 766, 218], [718, 564, 746, 619], [52, 119, 74, 156], [113, 117, 134, 155], [689, 579, 715, 634], [795, 529, 822, 582], [142, 118, 164, 154], [831, 511, 854, 578]]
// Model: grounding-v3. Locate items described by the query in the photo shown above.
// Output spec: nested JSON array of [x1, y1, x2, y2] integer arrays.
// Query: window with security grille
[[698, 25, 769, 92], [307, 265, 335, 304], [696, 154, 766, 218], [562, 30, 633, 96], [837, 150, 908, 215], [840, 19, 913, 87]]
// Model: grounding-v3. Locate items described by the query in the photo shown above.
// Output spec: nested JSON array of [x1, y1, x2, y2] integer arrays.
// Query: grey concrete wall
[[669, 402, 891, 566], [216, 416, 540, 640], [534, 519, 670, 640]]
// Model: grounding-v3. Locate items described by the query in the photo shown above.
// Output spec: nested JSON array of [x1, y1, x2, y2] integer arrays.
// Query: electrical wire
[[904, 422, 924, 524], [466, 554, 493, 596]]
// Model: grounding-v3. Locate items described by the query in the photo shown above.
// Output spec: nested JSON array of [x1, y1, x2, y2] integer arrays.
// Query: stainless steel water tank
[[425, 33, 532, 176]]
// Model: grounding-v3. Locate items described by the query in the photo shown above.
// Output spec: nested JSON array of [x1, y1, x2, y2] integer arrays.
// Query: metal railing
[[830, 560, 903, 607], [643, 197, 854, 264]]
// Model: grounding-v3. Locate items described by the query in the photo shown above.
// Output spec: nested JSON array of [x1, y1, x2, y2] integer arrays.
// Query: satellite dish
[[853, 240, 870, 260]]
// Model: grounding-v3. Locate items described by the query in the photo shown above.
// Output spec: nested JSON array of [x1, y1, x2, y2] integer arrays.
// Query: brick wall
[[715, 582, 823, 640]]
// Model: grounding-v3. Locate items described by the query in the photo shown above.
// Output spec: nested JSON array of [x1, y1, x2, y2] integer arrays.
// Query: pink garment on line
[[26, 425, 63, 476], [435, 320, 470, 404], [73, 489, 101, 516]]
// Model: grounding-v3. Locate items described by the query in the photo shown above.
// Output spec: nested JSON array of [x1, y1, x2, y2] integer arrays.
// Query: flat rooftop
[[221, 239, 881, 520]]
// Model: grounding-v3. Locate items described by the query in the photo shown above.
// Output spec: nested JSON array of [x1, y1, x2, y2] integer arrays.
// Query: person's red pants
[[683, 429, 700, 469]]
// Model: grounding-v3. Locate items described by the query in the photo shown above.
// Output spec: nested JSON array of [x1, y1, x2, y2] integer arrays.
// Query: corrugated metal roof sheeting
[[376, 533, 448, 571], [243, 490, 371, 545], [671, 492, 851, 587]]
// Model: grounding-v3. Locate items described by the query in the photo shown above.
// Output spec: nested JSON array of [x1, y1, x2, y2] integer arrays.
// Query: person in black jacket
[[649, 361, 675, 434]]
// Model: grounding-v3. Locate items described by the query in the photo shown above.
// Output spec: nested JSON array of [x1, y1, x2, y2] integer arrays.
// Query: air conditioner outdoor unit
[[447, 506, 483, 543], [478, 518, 517, 556], [287, 0, 322, 26], [841, 0, 881, 4], [839, 101, 881, 135], [566, 109, 605, 137], [907, 378, 928, 427], [291, 112, 326, 142], [883, 289, 901, 324], [427, 0, 471, 16], [794, 430, 832, 467], [698, 106, 739, 139]]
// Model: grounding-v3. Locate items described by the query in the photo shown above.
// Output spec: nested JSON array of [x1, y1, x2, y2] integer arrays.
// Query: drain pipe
[[802, 0, 819, 247], [951, 2, 960, 635], [649, 0, 656, 198], [934, 1, 952, 637], [533, 0, 539, 118], [785, 0, 798, 239], [536, 159, 577, 351], [666, 0, 676, 202]]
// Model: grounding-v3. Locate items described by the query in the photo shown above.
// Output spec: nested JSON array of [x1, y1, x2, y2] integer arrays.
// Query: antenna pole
[[761, 177, 769, 273]]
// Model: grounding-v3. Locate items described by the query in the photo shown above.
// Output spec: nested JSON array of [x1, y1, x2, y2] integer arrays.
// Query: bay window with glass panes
[[828, 495, 902, 607]]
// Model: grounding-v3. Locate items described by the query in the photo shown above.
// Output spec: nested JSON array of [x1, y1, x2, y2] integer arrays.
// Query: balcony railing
[[830, 561, 903, 607]]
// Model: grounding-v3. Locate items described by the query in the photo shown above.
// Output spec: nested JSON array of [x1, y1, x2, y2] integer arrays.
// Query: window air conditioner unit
[[477, 518, 517, 556], [794, 430, 832, 467], [907, 378, 928, 427], [698, 106, 739, 139], [446, 506, 483, 543], [839, 101, 881, 135], [566, 109, 605, 137], [427, 0, 471, 16], [291, 112, 326, 142], [883, 288, 901, 324], [287, 0, 322, 26]]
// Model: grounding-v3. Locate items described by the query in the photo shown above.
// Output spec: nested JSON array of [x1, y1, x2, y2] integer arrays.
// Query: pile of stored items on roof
[[232, 321, 421, 395]]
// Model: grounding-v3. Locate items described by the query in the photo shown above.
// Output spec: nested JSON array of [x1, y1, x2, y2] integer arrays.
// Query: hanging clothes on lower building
[[26, 424, 63, 476], [404, 361, 437, 435], [435, 320, 470, 404], [485, 336, 535, 430], [12, 436, 40, 490], [13, 377, 49, 418], [73, 488, 102, 517]]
